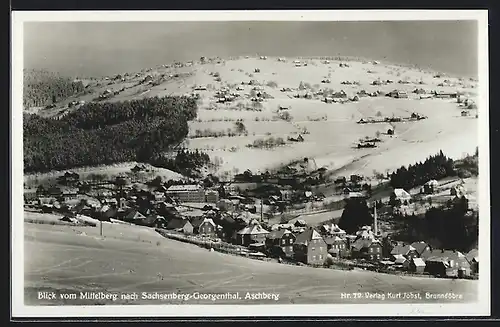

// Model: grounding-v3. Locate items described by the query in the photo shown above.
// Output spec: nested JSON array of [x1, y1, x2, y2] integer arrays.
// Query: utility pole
[[100, 219, 103, 237]]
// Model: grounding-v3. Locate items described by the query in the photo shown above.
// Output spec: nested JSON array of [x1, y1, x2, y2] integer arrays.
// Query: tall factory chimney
[[373, 203, 378, 237]]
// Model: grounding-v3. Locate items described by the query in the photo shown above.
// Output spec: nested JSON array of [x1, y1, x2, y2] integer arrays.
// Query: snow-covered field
[[29, 56, 479, 180], [24, 221, 478, 305]]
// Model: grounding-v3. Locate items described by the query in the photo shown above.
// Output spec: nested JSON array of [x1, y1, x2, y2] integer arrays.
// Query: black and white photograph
[[11, 10, 490, 317]]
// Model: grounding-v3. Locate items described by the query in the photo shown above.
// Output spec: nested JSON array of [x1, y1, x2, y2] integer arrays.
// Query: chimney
[[373, 204, 378, 236]]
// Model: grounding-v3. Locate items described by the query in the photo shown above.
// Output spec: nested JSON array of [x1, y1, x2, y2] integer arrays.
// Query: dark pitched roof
[[422, 249, 469, 266], [294, 228, 323, 246], [352, 238, 372, 251], [323, 236, 346, 245], [166, 218, 191, 230], [410, 241, 430, 255], [267, 229, 293, 240], [125, 210, 146, 220], [191, 217, 205, 228], [391, 245, 416, 256]]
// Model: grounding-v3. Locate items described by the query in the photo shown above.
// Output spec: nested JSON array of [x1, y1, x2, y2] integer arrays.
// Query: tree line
[[24, 96, 205, 175], [23, 69, 85, 108], [389, 150, 456, 190], [396, 196, 477, 252]]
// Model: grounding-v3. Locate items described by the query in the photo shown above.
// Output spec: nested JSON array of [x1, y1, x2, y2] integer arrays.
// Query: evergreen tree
[[338, 198, 373, 234]]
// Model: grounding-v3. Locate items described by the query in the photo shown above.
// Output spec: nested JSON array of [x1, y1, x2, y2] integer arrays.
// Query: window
[[312, 255, 316, 261], [319, 255, 323, 260], [311, 247, 316, 251], [289, 246, 293, 252], [376, 247, 380, 253], [319, 247, 323, 252], [282, 239, 286, 245], [369, 247, 373, 253], [289, 238, 293, 244]]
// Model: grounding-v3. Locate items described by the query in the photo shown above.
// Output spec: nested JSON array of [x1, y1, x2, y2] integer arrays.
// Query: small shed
[[409, 257, 426, 273]]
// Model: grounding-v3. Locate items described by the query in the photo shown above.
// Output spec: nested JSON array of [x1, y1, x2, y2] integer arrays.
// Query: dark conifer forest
[[389, 151, 456, 189], [23, 96, 205, 174], [23, 69, 85, 108]]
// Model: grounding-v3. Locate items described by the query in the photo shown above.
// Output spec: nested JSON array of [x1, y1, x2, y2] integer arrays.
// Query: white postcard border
[[11, 10, 490, 317]]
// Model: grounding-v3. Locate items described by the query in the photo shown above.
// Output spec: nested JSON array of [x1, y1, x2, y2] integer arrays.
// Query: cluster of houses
[[24, 161, 478, 279], [162, 204, 478, 278]]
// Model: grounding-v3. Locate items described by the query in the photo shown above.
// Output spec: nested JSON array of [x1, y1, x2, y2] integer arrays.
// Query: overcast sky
[[23, 21, 478, 78]]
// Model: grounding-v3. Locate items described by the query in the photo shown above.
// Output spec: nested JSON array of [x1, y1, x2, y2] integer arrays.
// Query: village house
[[392, 188, 411, 203], [351, 238, 383, 261], [135, 214, 167, 228], [293, 228, 328, 266], [324, 236, 349, 258], [387, 90, 408, 99], [236, 220, 270, 247], [57, 171, 80, 185], [392, 254, 410, 270], [279, 189, 293, 202], [332, 90, 347, 98], [23, 189, 38, 204], [197, 217, 217, 237], [423, 179, 439, 194], [422, 249, 471, 278], [434, 91, 458, 98], [265, 229, 296, 258], [409, 257, 427, 273], [217, 199, 235, 212], [98, 205, 117, 221], [320, 223, 347, 238], [410, 241, 432, 258], [123, 209, 146, 223], [166, 184, 205, 203], [390, 244, 419, 261], [205, 190, 219, 204]]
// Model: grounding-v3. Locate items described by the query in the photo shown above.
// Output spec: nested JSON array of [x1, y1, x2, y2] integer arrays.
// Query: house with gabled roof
[[166, 218, 194, 234], [390, 244, 419, 261], [409, 257, 426, 273], [323, 235, 349, 258], [423, 249, 471, 277], [123, 209, 146, 222], [392, 188, 411, 202], [266, 229, 296, 258], [198, 217, 217, 237], [410, 241, 432, 257], [293, 227, 328, 266], [393, 254, 410, 269], [237, 221, 270, 247], [351, 238, 383, 261]]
